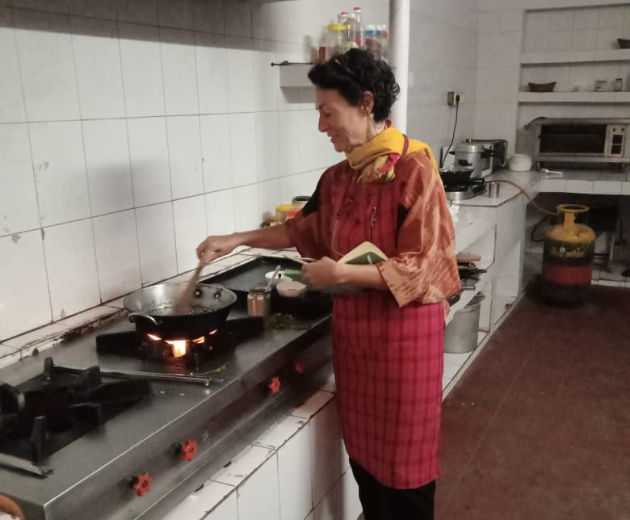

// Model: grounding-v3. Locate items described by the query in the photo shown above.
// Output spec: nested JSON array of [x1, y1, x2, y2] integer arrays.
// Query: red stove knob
[[293, 360, 305, 374], [268, 376, 281, 395], [180, 440, 197, 461], [131, 472, 152, 497]]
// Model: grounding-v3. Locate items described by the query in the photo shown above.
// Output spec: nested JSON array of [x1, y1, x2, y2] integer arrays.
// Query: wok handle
[[128, 312, 159, 326]]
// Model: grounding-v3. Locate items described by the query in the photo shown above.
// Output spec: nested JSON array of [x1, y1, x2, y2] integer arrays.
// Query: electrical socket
[[447, 91, 462, 106]]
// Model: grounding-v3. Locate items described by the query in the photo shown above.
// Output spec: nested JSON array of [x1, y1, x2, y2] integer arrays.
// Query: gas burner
[[0, 358, 152, 477], [96, 317, 264, 370], [444, 179, 487, 201]]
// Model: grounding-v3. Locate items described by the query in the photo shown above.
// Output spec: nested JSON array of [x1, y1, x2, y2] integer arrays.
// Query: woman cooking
[[197, 49, 460, 520]]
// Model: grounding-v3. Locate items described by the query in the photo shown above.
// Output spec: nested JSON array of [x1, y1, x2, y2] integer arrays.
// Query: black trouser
[[350, 460, 436, 520]]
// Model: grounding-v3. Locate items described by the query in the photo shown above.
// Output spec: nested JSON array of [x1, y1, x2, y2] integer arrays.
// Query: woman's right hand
[[196, 234, 241, 264]]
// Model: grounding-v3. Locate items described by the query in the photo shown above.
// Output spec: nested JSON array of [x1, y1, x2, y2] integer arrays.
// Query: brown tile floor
[[437, 284, 630, 520]]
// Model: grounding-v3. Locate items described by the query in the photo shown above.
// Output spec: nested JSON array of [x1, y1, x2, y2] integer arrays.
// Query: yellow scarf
[[346, 126, 440, 183]]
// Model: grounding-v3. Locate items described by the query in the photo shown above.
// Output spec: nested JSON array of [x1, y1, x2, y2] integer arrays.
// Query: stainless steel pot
[[124, 283, 237, 339], [444, 293, 486, 354]]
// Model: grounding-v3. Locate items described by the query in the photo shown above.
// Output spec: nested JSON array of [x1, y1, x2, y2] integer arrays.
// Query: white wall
[[475, 0, 630, 155], [407, 0, 479, 158], [0, 0, 394, 341], [0, 0, 483, 342]]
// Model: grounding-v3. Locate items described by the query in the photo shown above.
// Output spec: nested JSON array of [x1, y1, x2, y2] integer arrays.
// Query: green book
[[338, 241, 388, 265]]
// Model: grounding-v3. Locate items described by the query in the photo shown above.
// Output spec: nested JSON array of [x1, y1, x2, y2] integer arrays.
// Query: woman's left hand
[[301, 257, 341, 289]]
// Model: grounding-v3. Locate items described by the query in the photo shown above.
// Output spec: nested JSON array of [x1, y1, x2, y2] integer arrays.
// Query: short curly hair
[[308, 49, 400, 122]]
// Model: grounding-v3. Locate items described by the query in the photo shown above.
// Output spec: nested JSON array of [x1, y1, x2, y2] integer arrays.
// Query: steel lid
[[455, 140, 489, 153]]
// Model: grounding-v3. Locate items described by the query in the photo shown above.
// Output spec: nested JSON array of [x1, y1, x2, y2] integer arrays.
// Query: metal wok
[[123, 283, 237, 339]]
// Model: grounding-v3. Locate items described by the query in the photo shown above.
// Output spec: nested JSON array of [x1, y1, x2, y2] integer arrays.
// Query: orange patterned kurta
[[284, 137, 460, 489]]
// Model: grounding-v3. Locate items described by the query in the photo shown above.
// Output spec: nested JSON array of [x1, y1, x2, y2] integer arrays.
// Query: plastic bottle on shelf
[[349, 6, 364, 48], [364, 24, 382, 58], [326, 23, 348, 60], [338, 11, 348, 25], [377, 23, 388, 59]]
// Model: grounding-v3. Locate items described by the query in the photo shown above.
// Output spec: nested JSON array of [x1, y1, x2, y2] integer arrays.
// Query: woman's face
[[315, 88, 372, 153]]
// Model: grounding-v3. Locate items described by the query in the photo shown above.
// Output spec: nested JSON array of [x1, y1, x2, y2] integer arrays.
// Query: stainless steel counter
[[0, 264, 333, 520]]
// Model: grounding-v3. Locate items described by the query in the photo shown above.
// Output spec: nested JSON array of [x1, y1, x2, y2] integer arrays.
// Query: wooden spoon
[[173, 261, 204, 315]]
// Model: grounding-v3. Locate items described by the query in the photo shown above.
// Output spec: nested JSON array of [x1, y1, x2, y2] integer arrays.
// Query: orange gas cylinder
[[541, 204, 596, 304]]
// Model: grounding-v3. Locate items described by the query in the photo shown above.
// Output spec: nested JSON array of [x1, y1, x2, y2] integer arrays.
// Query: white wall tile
[[298, 110, 320, 173], [167, 116, 204, 199], [128, 117, 172, 207], [299, 170, 322, 199], [135, 202, 177, 285], [572, 29, 598, 51], [236, 456, 280, 520], [161, 28, 199, 116], [525, 11, 549, 33], [12, 0, 68, 14], [252, 39, 278, 112], [29, 121, 91, 227], [195, 32, 229, 115], [548, 30, 573, 52], [224, 0, 252, 38], [0, 11, 26, 123], [499, 10, 523, 32], [44, 219, 100, 320], [310, 400, 342, 505], [0, 124, 39, 236], [119, 23, 165, 117], [253, 415, 306, 450], [212, 445, 273, 487], [548, 9, 574, 31], [82, 119, 134, 216], [229, 113, 258, 187], [280, 174, 300, 204], [93, 210, 141, 301], [255, 112, 280, 181], [313, 477, 342, 520], [257, 179, 280, 223], [115, 0, 158, 25], [478, 11, 499, 33], [233, 184, 260, 231], [278, 425, 313, 520], [71, 17, 126, 120], [205, 190, 235, 236], [340, 469, 362, 520], [173, 195, 207, 272], [573, 7, 600, 30], [225, 37, 255, 113], [193, 0, 224, 34], [13, 10, 80, 121], [199, 488, 237, 520], [158, 0, 193, 29], [68, 0, 116, 20], [0, 231, 51, 341], [279, 111, 301, 176], [200, 114, 232, 192]]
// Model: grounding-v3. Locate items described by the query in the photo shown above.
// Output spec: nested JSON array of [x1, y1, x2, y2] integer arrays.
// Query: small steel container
[[247, 286, 272, 317], [488, 182, 501, 198]]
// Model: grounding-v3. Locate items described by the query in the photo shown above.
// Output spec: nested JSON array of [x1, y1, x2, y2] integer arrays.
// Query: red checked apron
[[331, 137, 444, 489]]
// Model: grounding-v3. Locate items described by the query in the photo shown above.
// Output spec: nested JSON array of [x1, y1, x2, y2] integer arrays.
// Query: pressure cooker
[[453, 139, 508, 178]]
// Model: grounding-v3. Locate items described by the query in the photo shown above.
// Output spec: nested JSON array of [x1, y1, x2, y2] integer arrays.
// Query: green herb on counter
[[264, 313, 307, 330]]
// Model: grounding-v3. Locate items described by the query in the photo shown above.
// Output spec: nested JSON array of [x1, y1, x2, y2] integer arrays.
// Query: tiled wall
[[0, 0, 482, 342], [474, 0, 630, 155], [518, 4, 630, 154], [406, 0, 479, 158]]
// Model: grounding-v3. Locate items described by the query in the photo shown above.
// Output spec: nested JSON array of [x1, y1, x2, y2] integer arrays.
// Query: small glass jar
[[326, 24, 347, 60]]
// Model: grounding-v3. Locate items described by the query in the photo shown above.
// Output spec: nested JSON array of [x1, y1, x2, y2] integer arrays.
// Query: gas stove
[[0, 258, 333, 520]]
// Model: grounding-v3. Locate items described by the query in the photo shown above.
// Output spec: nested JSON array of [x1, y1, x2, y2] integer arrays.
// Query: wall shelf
[[521, 49, 630, 66], [518, 92, 630, 104]]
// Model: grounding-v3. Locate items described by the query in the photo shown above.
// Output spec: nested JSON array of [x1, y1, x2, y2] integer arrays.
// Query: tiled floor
[[437, 284, 630, 520]]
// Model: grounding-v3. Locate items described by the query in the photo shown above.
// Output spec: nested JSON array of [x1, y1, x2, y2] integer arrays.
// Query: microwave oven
[[526, 117, 630, 169]]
